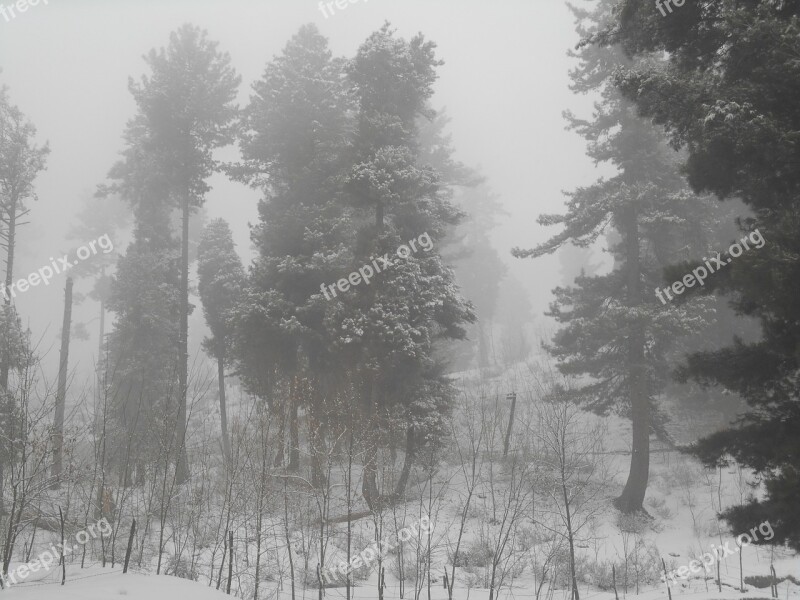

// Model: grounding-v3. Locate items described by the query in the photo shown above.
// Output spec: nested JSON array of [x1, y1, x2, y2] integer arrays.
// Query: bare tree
[[534, 393, 609, 600], [445, 385, 487, 600], [482, 394, 534, 600]]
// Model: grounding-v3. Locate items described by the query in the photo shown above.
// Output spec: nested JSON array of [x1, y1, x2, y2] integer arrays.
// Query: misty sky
[[0, 0, 608, 377]]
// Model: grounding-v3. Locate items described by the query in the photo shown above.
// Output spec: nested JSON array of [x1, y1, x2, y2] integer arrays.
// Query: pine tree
[[109, 24, 240, 482], [232, 24, 353, 482], [197, 219, 245, 466], [0, 85, 49, 511], [104, 168, 182, 482], [441, 183, 506, 370], [416, 111, 503, 371], [232, 24, 474, 507], [68, 192, 128, 407], [610, 0, 800, 546], [344, 23, 474, 506], [514, 0, 726, 513]]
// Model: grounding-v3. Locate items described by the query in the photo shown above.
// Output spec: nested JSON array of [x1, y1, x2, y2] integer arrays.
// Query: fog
[[1, 0, 603, 375], [2, 3, 790, 597]]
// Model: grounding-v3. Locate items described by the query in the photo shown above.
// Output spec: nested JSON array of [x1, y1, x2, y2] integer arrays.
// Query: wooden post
[[716, 557, 721, 592], [58, 506, 66, 585], [227, 530, 233, 595], [770, 564, 778, 598], [216, 532, 227, 590], [123, 519, 136, 574], [738, 540, 744, 592], [662, 558, 672, 600], [503, 392, 517, 457], [613, 565, 619, 600]]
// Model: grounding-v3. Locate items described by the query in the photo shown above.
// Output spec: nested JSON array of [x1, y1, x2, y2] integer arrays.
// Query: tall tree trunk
[[1, 190, 17, 387], [95, 320, 108, 519], [288, 379, 300, 471], [0, 190, 18, 514], [346, 426, 354, 600], [563, 481, 579, 600], [175, 193, 190, 483], [616, 205, 649, 513], [393, 426, 416, 499], [361, 378, 380, 509], [308, 382, 326, 488], [97, 295, 105, 398], [283, 477, 296, 600], [94, 293, 106, 510], [362, 195, 384, 507], [273, 402, 285, 468], [217, 354, 230, 466], [477, 322, 490, 370], [52, 277, 73, 486]]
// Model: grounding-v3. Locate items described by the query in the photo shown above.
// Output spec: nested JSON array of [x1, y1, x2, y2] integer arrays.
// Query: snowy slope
[[6, 571, 229, 599]]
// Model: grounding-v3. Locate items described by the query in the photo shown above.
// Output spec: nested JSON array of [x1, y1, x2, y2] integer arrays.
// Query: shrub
[[744, 574, 800, 589], [451, 538, 493, 569], [646, 496, 673, 521], [166, 554, 198, 581]]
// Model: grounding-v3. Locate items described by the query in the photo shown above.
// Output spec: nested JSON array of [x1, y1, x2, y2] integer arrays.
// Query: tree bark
[[123, 518, 136, 574], [217, 355, 230, 466], [563, 481, 579, 600], [393, 426, 416, 499], [0, 189, 18, 514], [308, 382, 326, 488], [1, 188, 17, 388], [175, 192, 190, 483], [52, 277, 73, 486], [289, 378, 300, 471], [616, 205, 649, 513], [361, 378, 380, 509], [226, 530, 233, 594], [503, 392, 517, 457]]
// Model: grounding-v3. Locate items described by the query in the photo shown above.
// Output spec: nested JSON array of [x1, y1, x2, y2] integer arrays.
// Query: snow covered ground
[[5, 570, 227, 599], [3, 366, 798, 600], [4, 564, 796, 600]]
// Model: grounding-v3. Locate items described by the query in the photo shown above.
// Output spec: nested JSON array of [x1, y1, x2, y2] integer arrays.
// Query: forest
[[0, 1, 797, 599]]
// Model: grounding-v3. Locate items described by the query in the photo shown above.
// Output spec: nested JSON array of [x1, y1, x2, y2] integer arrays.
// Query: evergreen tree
[[197, 219, 245, 465], [442, 183, 507, 370], [0, 85, 49, 510], [514, 0, 727, 512], [104, 151, 182, 482], [416, 111, 505, 371], [233, 23, 474, 507], [344, 23, 474, 505], [232, 24, 353, 481], [610, 0, 800, 546], [109, 24, 240, 482], [67, 192, 129, 405]]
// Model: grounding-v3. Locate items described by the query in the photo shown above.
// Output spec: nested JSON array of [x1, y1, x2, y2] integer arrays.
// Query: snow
[[5, 571, 229, 599], [3, 364, 798, 600]]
